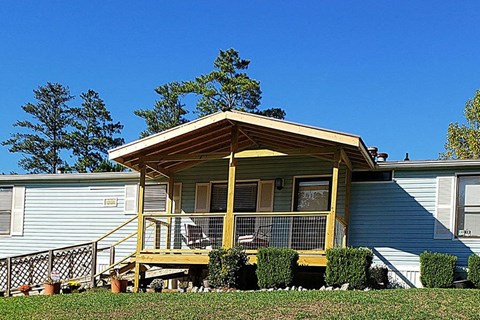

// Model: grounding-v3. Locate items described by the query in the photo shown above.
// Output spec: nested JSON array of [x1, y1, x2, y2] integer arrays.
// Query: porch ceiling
[[109, 111, 375, 177]]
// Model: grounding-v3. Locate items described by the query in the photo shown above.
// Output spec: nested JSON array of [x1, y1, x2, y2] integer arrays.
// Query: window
[[210, 182, 258, 238], [457, 176, 480, 237], [144, 184, 167, 212], [0, 187, 13, 235], [293, 178, 331, 211], [210, 182, 258, 212]]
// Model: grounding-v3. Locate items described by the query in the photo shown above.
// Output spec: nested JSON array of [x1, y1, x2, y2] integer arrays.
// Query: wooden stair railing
[[0, 216, 153, 296]]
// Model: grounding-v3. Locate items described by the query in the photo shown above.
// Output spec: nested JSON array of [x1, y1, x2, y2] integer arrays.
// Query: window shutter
[[434, 177, 455, 239], [258, 180, 274, 212], [144, 184, 167, 212], [11, 186, 25, 236], [124, 184, 138, 215], [173, 183, 182, 213], [195, 183, 210, 213]]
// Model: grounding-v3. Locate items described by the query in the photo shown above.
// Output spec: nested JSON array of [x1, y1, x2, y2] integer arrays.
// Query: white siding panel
[[0, 182, 138, 260]]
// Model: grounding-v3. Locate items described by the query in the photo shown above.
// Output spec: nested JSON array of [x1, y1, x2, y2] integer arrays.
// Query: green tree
[[441, 90, 480, 159], [2, 83, 74, 173], [135, 48, 286, 137], [191, 48, 262, 116], [69, 89, 124, 172], [134, 82, 188, 138]]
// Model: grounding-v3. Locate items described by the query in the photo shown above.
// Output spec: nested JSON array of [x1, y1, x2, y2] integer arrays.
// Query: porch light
[[275, 178, 284, 190]]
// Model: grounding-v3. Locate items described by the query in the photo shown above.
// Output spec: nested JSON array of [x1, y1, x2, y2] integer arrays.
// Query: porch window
[[0, 187, 13, 235], [294, 178, 331, 212], [211, 182, 258, 237], [457, 176, 480, 237], [144, 184, 167, 212], [210, 182, 258, 213]]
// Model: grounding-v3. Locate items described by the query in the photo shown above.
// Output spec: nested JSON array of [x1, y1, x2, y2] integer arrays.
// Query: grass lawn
[[1, 289, 479, 320]]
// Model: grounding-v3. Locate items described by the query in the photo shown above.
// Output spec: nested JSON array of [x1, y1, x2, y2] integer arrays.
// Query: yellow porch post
[[325, 149, 341, 250], [223, 126, 238, 248], [133, 165, 146, 293]]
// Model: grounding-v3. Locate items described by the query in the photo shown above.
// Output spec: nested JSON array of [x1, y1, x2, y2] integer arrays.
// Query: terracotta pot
[[44, 283, 61, 295], [111, 279, 128, 293]]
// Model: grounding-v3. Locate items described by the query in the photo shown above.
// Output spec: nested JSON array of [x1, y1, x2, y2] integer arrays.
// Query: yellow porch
[[108, 110, 374, 291]]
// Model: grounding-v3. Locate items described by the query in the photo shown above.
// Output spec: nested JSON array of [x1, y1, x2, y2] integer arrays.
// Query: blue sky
[[1, 1, 480, 173]]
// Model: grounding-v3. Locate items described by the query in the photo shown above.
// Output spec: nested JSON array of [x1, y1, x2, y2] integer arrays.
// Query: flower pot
[[111, 279, 128, 293], [44, 283, 61, 295]]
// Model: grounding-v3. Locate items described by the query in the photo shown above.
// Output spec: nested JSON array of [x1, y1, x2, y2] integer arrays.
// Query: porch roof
[[109, 110, 375, 177]]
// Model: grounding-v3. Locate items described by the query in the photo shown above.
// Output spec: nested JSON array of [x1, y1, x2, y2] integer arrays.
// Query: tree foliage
[[441, 90, 480, 159], [135, 48, 286, 137], [134, 82, 188, 138], [3, 83, 124, 173], [2, 83, 74, 173], [69, 90, 124, 172]]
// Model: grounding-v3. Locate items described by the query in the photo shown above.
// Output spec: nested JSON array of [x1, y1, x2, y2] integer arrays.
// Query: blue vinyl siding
[[349, 168, 480, 270]]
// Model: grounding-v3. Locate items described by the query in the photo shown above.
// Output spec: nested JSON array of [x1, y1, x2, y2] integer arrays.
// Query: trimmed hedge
[[256, 248, 298, 289], [325, 247, 373, 289], [468, 254, 480, 288], [420, 251, 457, 288], [208, 246, 247, 288]]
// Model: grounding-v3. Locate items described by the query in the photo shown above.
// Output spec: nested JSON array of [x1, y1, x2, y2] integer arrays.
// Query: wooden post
[[109, 246, 116, 266], [165, 176, 175, 249], [47, 250, 54, 276], [91, 241, 98, 287], [325, 149, 341, 250], [223, 126, 238, 248], [134, 165, 146, 293], [6, 257, 11, 297]]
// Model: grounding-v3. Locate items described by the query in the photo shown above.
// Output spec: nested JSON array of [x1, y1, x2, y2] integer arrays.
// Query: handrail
[[94, 251, 136, 277], [143, 211, 330, 218], [95, 215, 138, 242]]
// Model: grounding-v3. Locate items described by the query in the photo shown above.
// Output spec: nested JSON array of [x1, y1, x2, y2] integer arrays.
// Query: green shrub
[[256, 247, 299, 288], [208, 246, 247, 288], [420, 251, 457, 288], [325, 247, 373, 289], [369, 265, 389, 289], [468, 254, 480, 288]]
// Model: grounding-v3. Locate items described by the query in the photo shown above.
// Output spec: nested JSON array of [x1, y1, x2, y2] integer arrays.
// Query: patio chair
[[237, 225, 272, 249], [184, 224, 211, 249]]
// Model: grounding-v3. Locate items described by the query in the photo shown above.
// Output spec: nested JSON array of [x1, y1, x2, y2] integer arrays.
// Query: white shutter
[[11, 186, 25, 236], [124, 184, 138, 215], [434, 177, 455, 239], [173, 183, 182, 213], [257, 180, 274, 212], [195, 183, 210, 213]]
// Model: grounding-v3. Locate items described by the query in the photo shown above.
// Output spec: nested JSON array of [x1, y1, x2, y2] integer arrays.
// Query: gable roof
[[109, 110, 375, 176]]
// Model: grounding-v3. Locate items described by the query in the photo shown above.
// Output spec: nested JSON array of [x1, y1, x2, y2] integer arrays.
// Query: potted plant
[[149, 278, 164, 293], [44, 276, 61, 295], [63, 280, 81, 294], [177, 279, 189, 293], [110, 270, 128, 293], [18, 284, 32, 296]]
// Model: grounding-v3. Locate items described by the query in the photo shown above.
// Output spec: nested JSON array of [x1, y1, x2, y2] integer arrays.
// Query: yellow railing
[[138, 211, 329, 254]]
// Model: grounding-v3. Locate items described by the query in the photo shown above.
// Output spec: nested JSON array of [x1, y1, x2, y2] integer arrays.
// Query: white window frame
[[454, 173, 480, 240]]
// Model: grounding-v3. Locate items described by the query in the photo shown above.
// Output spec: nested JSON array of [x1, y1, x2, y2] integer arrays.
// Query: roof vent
[[377, 153, 388, 162], [368, 146, 378, 158], [404, 152, 410, 161]]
